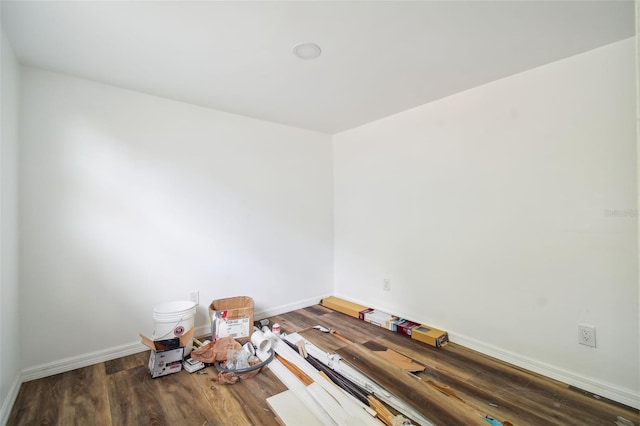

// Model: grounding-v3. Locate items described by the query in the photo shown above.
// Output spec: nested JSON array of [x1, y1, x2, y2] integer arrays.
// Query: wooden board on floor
[[7, 304, 639, 426], [267, 390, 324, 426], [337, 343, 493, 426]]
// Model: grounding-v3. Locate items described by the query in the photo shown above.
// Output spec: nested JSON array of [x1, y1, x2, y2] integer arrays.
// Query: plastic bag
[[190, 336, 242, 363]]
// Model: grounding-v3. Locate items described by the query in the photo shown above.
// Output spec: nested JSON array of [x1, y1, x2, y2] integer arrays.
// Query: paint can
[[152, 300, 197, 355]]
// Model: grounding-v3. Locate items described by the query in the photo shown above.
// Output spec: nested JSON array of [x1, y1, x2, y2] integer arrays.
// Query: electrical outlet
[[578, 324, 596, 347], [383, 278, 391, 292], [189, 291, 199, 306]]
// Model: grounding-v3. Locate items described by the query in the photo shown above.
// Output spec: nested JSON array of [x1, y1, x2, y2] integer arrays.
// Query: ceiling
[[1, 1, 635, 134]]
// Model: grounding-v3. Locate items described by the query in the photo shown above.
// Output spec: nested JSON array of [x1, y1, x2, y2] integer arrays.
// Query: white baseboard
[[21, 341, 148, 383], [1, 373, 21, 426], [333, 292, 640, 410], [254, 293, 331, 320], [450, 332, 640, 410], [19, 294, 634, 415], [18, 294, 329, 383]]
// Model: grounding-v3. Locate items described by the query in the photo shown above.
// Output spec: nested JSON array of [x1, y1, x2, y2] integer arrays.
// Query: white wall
[[334, 38, 638, 405], [0, 29, 21, 422], [19, 67, 333, 369]]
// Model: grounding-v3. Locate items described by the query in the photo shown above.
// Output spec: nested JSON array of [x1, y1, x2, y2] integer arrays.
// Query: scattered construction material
[[285, 332, 435, 426], [367, 395, 413, 426], [267, 390, 325, 426], [336, 343, 488, 425], [152, 300, 197, 356], [191, 336, 242, 364], [615, 416, 636, 426], [140, 327, 195, 378], [210, 296, 254, 343], [214, 348, 273, 384], [359, 308, 398, 331], [321, 296, 449, 348], [396, 319, 421, 337], [183, 357, 205, 373], [251, 327, 273, 352], [320, 296, 369, 318], [259, 332, 381, 425], [281, 339, 371, 406], [313, 325, 353, 346], [411, 325, 449, 348]]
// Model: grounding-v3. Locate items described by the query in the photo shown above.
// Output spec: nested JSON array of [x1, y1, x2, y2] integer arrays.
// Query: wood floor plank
[[149, 369, 222, 425], [229, 368, 288, 425], [193, 371, 255, 426], [337, 343, 488, 426], [6, 373, 64, 425], [187, 363, 286, 426], [321, 311, 388, 344], [105, 351, 149, 375], [302, 304, 334, 317], [301, 306, 639, 426], [57, 363, 112, 425], [107, 364, 173, 425], [268, 309, 327, 334], [7, 304, 639, 426]]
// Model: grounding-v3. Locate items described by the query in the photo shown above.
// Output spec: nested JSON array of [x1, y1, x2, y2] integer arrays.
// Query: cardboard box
[[396, 319, 421, 337], [321, 296, 369, 319], [411, 325, 449, 348], [210, 296, 254, 342], [140, 327, 194, 378], [148, 347, 184, 378], [359, 308, 398, 331], [320, 296, 449, 348]]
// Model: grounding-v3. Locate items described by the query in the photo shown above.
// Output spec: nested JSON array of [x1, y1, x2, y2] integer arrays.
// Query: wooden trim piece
[[267, 390, 324, 426]]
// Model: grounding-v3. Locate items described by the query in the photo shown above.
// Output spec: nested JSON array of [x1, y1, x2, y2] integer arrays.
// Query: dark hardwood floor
[[7, 304, 639, 425]]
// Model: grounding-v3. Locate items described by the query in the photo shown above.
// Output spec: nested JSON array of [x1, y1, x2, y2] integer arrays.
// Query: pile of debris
[[139, 295, 515, 426]]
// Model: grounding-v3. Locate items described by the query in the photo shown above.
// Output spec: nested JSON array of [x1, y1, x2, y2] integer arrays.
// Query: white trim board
[[18, 294, 328, 383], [450, 332, 640, 410], [20, 341, 148, 383], [333, 293, 640, 410], [0, 373, 21, 426], [2, 294, 327, 421], [253, 293, 332, 321]]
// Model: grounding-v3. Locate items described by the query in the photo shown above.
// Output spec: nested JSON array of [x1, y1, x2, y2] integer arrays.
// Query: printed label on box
[[215, 317, 250, 339]]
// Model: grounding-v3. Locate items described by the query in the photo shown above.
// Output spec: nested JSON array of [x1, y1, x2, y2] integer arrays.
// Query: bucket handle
[[154, 316, 192, 340]]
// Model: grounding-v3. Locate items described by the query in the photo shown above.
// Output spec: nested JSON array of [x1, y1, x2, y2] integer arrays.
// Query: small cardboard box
[[210, 296, 254, 342], [321, 296, 369, 319], [359, 308, 399, 331], [148, 347, 184, 378], [411, 325, 449, 348], [140, 328, 194, 378], [396, 319, 421, 337]]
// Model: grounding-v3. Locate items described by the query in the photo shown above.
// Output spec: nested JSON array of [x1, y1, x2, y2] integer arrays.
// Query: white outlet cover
[[578, 324, 596, 348]]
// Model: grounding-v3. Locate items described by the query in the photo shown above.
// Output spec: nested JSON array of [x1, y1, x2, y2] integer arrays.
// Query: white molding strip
[[0, 373, 22, 426], [450, 332, 640, 410], [333, 293, 640, 410], [18, 294, 329, 384], [19, 294, 634, 416], [254, 293, 332, 320], [21, 341, 147, 383]]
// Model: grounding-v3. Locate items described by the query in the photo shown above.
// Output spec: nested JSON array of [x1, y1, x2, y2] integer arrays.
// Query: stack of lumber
[[263, 327, 495, 426]]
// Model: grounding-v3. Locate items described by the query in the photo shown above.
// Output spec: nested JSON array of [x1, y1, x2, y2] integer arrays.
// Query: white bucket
[[153, 300, 197, 356]]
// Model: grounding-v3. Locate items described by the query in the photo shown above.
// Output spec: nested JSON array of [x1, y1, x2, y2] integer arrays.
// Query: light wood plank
[[7, 304, 639, 426], [267, 390, 324, 426]]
